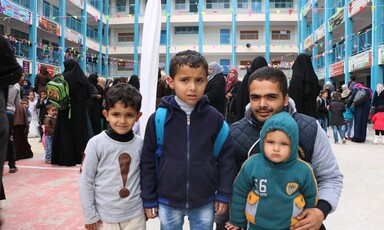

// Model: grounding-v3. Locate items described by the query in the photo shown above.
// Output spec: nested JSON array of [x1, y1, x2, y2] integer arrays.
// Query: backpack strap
[[214, 120, 229, 160], [155, 107, 167, 179]]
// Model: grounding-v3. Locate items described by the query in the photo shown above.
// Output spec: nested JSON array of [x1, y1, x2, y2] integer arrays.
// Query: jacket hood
[[259, 112, 299, 166]]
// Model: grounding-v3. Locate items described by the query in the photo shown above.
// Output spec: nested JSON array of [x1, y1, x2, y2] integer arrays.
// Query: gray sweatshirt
[[79, 131, 144, 224], [6, 83, 20, 113]]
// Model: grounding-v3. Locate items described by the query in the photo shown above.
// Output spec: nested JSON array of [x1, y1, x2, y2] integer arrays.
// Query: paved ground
[[2, 124, 384, 229]]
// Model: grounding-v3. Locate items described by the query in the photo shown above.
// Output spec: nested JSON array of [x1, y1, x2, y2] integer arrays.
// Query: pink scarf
[[226, 68, 239, 93]]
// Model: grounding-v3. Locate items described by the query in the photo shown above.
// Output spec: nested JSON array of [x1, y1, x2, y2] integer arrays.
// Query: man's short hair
[[350, 76, 356, 81], [169, 50, 208, 79], [105, 83, 142, 112], [248, 66, 288, 97]]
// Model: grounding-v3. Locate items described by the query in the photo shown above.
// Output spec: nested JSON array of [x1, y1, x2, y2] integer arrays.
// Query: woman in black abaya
[[288, 53, 320, 118], [51, 59, 90, 166], [87, 73, 103, 135], [235, 56, 268, 121]]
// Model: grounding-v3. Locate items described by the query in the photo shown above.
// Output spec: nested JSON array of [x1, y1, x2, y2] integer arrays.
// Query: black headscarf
[[63, 59, 89, 101], [288, 53, 319, 118], [235, 56, 268, 121], [88, 73, 99, 86], [128, 74, 140, 90], [0, 36, 22, 88]]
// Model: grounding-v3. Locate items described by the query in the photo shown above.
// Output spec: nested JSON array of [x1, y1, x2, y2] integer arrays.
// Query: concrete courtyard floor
[[2, 124, 384, 229]]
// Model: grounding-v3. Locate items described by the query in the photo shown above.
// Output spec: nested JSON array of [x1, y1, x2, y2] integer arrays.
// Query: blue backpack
[[154, 107, 229, 177]]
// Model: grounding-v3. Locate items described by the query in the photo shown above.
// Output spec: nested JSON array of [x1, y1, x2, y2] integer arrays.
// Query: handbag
[[353, 88, 368, 106]]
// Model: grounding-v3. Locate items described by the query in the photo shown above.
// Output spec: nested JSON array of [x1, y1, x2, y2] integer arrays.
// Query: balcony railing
[[11, 0, 30, 9], [37, 47, 60, 66], [11, 41, 30, 59], [87, 27, 99, 42], [351, 29, 372, 55], [331, 43, 345, 64], [380, 23, 384, 45], [66, 16, 82, 33], [316, 54, 325, 69], [330, 0, 345, 15]]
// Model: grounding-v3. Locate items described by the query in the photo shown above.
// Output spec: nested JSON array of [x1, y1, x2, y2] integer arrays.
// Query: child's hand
[[84, 219, 102, 230], [214, 201, 228, 216], [225, 222, 241, 230], [145, 207, 158, 219]]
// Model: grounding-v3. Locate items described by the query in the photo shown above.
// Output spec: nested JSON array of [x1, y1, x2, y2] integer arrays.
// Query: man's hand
[[85, 219, 102, 230], [214, 202, 228, 216], [145, 207, 158, 220], [290, 208, 324, 230]]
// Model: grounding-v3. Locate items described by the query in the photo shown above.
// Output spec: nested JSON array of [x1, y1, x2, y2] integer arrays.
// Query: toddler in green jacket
[[226, 112, 318, 230]]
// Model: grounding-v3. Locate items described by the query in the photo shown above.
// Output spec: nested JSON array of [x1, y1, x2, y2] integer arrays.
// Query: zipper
[[186, 115, 190, 209]]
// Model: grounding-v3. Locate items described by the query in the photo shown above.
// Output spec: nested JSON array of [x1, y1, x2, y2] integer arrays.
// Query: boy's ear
[[136, 111, 143, 122], [167, 77, 175, 90], [102, 110, 108, 120]]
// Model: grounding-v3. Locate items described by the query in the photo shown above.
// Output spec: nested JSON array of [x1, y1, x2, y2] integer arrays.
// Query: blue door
[[220, 29, 230, 45], [220, 59, 230, 75]]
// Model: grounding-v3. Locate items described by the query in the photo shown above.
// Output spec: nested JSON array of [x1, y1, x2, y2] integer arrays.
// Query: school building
[[298, 0, 384, 90]]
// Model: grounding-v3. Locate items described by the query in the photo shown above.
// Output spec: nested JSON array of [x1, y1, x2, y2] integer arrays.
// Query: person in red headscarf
[[225, 68, 241, 124]]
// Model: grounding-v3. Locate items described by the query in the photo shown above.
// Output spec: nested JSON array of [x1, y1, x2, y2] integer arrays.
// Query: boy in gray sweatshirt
[[79, 83, 145, 230]]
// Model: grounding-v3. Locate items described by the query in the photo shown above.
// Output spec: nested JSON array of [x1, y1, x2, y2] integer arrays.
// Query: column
[[324, 0, 332, 82], [81, 1, 87, 71], [165, 0, 171, 75], [371, 0, 384, 88], [98, 0, 103, 74], [59, 0, 66, 71], [104, 0, 110, 78], [265, 0, 270, 63], [30, 0, 38, 84], [133, 0, 140, 75], [231, 0, 236, 67], [344, 0, 353, 83], [198, 0, 203, 53], [312, 0, 318, 70]]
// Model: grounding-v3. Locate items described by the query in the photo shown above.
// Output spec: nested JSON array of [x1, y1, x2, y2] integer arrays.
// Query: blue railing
[[331, 43, 345, 64], [11, 41, 29, 59], [37, 47, 60, 66], [38, 0, 59, 22], [317, 54, 325, 69], [87, 0, 98, 9], [206, 2, 231, 9], [66, 16, 82, 33], [351, 29, 372, 55], [316, 12, 324, 27], [87, 26, 98, 42], [330, 0, 345, 15], [305, 24, 312, 38]]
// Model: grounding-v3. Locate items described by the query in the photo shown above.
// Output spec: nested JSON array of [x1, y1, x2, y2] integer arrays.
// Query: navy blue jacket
[[140, 95, 236, 209]]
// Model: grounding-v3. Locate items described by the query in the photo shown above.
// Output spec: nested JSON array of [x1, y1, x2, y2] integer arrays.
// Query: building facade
[[108, 0, 300, 78], [298, 0, 384, 90], [0, 0, 109, 83]]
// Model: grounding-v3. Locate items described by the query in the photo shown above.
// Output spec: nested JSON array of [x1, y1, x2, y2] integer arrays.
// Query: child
[[316, 90, 329, 133], [329, 92, 346, 144], [43, 104, 57, 164], [140, 50, 236, 229], [226, 112, 318, 230], [36, 90, 50, 141], [372, 105, 384, 144], [79, 83, 145, 230], [27, 90, 40, 137]]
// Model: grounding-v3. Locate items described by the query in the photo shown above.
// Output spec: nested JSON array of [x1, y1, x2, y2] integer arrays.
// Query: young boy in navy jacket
[[141, 50, 236, 229]]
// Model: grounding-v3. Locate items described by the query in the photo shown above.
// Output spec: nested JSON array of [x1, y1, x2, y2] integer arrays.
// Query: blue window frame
[[175, 26, 199, 34], [43, 1, 50, 18], [220, 29, 230, 44]]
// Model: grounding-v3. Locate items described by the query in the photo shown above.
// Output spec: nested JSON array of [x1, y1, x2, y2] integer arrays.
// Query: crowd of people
[[1, 33, 384, 229]]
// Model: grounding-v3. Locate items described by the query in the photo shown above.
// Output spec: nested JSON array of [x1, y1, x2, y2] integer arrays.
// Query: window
[[175, 0, 186, 10], [272, 30, 290, 40], [240, 31, 259, 40], [118, 33, 134, 42], [160, 30, 166, 45], [118, 62, 127, 71], [237, 0, 248, 8], [270, 0, 293, 8], [175, 26, 199, 35], [116, 0, 126, 12], [43, 1, 50, 18], [206, 0, 230, 9], [52, 6, 59, 22], [11, 29, 29, 40], [129, 0, 135, 14], [0, 25, 4, 35]]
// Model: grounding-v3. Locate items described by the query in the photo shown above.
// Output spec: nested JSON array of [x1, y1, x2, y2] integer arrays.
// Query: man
[[230, 67, 343, 230]]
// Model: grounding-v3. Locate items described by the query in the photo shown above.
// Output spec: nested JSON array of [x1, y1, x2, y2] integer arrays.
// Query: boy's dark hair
[[332, 92, 341, 101], [169, 50, 208, 79], [248, 66, 288, 98], [377, 105, 384, 112], [320, 89, 328, 95], [350, 76, 356, 81], [105, 83, 142, 112], [21, 98, 29, 104], [46, 104, 55, 111]]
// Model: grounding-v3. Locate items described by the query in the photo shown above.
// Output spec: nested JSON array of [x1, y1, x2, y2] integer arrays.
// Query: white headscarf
[[208, 62, 223, 81], [377, 83, 384, 96]]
